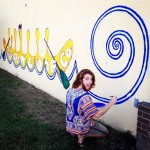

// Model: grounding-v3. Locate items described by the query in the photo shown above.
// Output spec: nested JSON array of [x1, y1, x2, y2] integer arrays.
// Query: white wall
[[0, 0, 150, 135]]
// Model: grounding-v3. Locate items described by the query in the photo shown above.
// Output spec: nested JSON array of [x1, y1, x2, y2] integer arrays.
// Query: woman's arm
[[94, 96, 117, 118]]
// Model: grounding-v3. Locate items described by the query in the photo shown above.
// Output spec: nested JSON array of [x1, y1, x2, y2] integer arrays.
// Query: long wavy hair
[[72, 69, 95, 89]]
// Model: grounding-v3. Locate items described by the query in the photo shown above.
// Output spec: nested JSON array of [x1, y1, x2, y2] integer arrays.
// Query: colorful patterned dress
[[66, 88, 98, 135]]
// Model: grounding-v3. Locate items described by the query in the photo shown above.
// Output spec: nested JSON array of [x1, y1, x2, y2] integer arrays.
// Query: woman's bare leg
[[86, 121, 109, 138], [77, 134, 85, 147]]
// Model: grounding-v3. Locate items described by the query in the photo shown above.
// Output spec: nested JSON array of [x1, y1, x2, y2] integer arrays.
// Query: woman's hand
[[94, 96, 117, 118], [109, 96, 117, 106]]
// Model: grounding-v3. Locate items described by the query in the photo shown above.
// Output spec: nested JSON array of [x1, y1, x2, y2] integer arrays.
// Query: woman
[[66, 69, 117, 147]]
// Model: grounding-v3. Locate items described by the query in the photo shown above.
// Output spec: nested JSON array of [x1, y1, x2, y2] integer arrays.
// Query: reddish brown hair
[[72, 69, 95, 89]]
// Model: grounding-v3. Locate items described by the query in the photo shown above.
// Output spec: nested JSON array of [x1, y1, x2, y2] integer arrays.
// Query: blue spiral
[[90, 5, 149, 104], [105, 30, 135, 78]]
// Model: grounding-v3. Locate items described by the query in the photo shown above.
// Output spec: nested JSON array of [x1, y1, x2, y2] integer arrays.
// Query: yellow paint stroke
[[35, 28, 45, 72], [44, 28, 55, 76], [14, 27, 24, 66], [55, 39, 73, 71], [25, 30, 35, 67], [2, 27, 73, 76], [25, 29, 35, 68]]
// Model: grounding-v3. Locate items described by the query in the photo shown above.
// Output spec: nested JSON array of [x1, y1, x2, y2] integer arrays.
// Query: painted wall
[[0, 0, 150, 135]]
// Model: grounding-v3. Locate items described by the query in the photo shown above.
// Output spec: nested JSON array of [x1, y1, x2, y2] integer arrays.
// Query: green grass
[[0, 69, 136, 150], [0, 87, 76, 150], [0, 72, 73, 150]]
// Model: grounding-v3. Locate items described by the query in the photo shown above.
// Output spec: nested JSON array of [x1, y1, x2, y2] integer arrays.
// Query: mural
[[0, 5, 149, 107], [1, 26, 74, 81], [90, 5, 149, 106]]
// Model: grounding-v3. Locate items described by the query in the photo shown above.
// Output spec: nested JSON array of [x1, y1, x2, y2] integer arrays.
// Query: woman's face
[[82, 74, 93, 91]]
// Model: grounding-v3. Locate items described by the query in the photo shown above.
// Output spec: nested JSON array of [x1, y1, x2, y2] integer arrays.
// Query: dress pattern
[[66, 88, 98, 135]]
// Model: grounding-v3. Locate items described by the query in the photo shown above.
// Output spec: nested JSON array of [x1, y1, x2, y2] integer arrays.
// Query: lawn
[[0, 68, 136, 150]]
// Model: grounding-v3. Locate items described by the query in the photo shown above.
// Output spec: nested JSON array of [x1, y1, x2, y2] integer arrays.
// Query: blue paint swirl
[[90, 5, 149, 104]]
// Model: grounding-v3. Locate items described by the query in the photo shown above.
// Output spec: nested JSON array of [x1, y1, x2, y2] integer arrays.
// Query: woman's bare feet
[[77, 134, 85, 148]]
